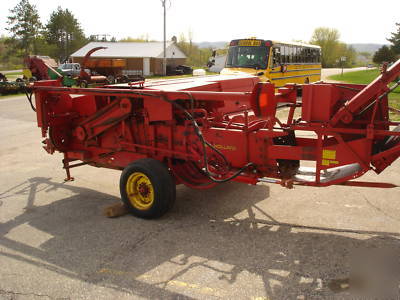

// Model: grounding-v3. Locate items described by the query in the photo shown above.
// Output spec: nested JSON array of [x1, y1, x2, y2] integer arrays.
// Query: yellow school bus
[[220, 38, 321, 87]]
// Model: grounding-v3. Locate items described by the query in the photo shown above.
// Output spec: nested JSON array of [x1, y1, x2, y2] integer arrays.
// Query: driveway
[[0, 95, 399, 299]]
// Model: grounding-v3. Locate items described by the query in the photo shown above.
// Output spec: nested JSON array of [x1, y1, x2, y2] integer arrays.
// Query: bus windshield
[[226, 45, 269, 69]]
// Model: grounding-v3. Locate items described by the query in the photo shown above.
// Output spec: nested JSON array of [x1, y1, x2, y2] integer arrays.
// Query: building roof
[[70, 41, 187, 59]]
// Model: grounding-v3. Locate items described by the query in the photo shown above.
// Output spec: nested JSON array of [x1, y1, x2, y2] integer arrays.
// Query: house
[[70, 41, 187, 76]]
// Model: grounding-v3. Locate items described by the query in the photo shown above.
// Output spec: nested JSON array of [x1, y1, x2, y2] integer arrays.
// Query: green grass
[[328, 69, 380, 84], [2, 71, 23, 76], [4, 75, 23, 81], [0, 92, 24, 99], [328, 69, 400, 121]]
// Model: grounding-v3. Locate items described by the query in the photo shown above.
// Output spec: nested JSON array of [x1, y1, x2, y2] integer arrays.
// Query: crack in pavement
[[0, 288, 70, 299], [359, 192, 400, 223]]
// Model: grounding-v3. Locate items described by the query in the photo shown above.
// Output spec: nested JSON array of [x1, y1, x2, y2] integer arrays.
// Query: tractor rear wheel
[[120, 158, 176, 219], [79, 80, 88, 88]]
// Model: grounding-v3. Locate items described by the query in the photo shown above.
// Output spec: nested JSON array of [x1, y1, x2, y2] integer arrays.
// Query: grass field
[[329, 69, 400, 121], [2, 71, 23, 76], [0, 92, 24, 99]]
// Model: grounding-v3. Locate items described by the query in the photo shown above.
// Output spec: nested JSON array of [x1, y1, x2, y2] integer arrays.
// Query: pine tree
[[45, 7, 87, 62], [387, 22, 400, 55], [373, 45, 396, 64], [6, 0, 42, 55]]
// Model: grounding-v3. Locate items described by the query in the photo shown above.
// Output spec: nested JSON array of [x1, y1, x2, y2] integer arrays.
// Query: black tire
[[79, 80, 88, 88], [121, 75, 129, 83], [120, 158, 176, 219], [107, 75, 115, 84]]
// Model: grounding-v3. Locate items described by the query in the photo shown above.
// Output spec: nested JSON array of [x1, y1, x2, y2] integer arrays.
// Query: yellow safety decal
[[322, 159, 339, 166], [322, 149, 336, 160], [322, 149, 339, 166]]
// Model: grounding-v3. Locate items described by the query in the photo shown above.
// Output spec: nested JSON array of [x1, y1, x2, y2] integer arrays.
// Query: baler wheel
[[49, 126, 70, 152], [120, 158, 176, 219]]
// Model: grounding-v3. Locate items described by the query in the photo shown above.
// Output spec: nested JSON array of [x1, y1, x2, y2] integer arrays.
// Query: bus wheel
[[120, 158, 176, 219], [304, 78, 310, 84]]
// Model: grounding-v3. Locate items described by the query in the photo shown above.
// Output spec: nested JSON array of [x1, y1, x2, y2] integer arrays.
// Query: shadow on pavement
[[0, 177, 399, 299]]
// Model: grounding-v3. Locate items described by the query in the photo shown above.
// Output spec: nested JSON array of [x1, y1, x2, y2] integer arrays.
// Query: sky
[[0, 0, 399, 45]]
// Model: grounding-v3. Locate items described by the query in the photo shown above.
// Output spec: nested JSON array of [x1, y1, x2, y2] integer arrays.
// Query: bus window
[[281, 45, 288, 64], [300, 48, 307, 63], [293, 47, 298, 63], [279, 45, 285, 64], [297, 47, 301, 63], [307, 48, 312, 63], [312, 49, 318, 63], [299, 47, 305, 63], [287, 46, 292, 63], [291, 47, 295, 63], [286, 46, 291, 63], [272, 47, 281, 67]]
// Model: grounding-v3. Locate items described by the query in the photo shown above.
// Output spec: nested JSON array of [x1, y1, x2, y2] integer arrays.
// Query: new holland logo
[[213, 144, 237, 151]]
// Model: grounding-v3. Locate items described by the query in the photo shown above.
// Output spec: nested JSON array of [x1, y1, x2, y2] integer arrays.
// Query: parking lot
[[0, 94, 399, 299]]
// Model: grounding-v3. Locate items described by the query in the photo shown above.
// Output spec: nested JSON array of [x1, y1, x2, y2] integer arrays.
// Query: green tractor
[[24, 55, 76, 87]]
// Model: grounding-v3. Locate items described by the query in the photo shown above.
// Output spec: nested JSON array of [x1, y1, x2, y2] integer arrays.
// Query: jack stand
[[62, 154, 74, 182]]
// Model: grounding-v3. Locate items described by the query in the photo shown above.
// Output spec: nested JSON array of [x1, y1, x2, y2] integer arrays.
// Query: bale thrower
[[30, 60, 400, 218]]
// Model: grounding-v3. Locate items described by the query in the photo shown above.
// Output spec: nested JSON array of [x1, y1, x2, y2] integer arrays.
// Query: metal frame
[[32, 60, 400, 190]]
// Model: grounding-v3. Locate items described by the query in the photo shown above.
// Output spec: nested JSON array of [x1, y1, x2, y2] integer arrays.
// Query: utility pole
[[161, 0, 167, 76]]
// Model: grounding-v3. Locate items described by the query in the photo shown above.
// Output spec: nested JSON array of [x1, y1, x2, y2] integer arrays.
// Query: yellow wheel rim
[[126, 172, 154, 210]]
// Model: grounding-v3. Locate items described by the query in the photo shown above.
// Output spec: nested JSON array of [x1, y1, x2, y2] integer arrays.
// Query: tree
[[373, 45, 396, 64], [335, 43, 357, 67], [6, 0, 42, 55], [45, 7, 86, 62], [310, 27, 340, 67], [177, 32, 212, 67], [387, 22, 400, 55], [359, 51, 372, 60], [0, 35, 25, 70]]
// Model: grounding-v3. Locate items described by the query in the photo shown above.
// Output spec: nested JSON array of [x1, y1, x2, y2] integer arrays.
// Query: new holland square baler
[[30, 60, 400, 218]]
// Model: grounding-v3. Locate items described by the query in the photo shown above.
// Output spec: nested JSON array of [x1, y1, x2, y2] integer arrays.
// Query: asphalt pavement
[[0, 94, 399, 299]]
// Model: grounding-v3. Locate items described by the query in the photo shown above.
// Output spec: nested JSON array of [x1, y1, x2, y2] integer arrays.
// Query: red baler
[[30, 61, 400, 218]]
